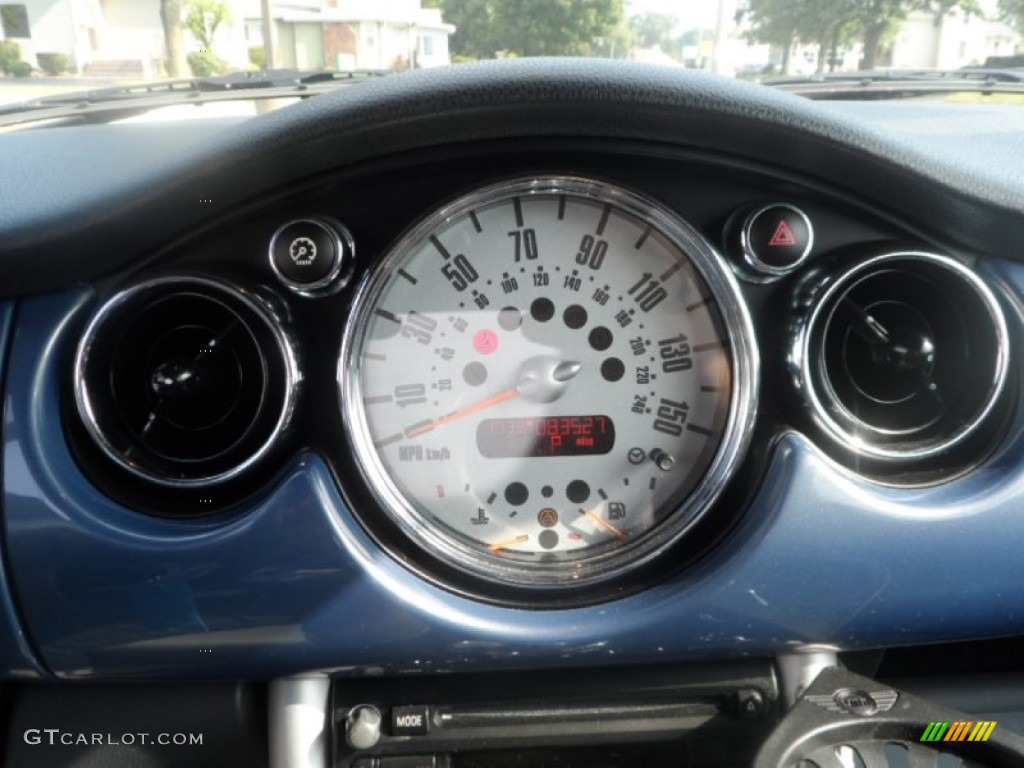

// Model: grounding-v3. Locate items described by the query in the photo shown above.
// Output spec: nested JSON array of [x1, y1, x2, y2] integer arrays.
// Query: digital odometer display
[[477, 415, 615, 458], [341, 176, 754, 590]]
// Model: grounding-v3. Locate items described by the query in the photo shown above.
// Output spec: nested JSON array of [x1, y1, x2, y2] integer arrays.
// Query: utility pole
[[712, 0, 731, 75], [261, 0, 277, 69]]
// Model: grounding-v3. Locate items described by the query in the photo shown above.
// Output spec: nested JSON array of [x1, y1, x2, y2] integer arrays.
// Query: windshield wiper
[[762, 68, 1024, 100], [0, 69, 389, 128]]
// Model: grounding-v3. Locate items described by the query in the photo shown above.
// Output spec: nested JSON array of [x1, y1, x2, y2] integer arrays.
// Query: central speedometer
[[341, 177, 756, 590]]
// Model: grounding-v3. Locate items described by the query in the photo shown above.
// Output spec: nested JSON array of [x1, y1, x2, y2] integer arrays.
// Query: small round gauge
[[340, 177, 756, 590]]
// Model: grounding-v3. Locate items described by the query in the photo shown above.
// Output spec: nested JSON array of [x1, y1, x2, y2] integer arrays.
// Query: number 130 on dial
[[340, 176, 758, 592]]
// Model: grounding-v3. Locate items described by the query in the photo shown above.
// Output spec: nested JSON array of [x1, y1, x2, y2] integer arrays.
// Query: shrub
[[187, 50, 225, 77], [0, 40, 22, 75], [248, 45, 264, 69], [36, 52, 68, 76], [10, 60, 32, 77]]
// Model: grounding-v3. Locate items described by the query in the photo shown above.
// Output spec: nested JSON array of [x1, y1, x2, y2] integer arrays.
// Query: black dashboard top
[[3, 58, 1024, 299]]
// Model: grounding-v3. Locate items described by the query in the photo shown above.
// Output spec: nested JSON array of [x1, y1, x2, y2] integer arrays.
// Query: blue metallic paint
[[2, 273, 1024, 680], [0, 300, 50, 678]]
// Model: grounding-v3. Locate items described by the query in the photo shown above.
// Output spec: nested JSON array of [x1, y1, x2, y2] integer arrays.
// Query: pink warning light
[[768, 220, 797, 247], [473, 329, 499, 355]]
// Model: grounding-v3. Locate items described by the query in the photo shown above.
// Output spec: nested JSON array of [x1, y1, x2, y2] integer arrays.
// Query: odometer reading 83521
[[341, 177, 757, 591], [476, 415, 615, 458]]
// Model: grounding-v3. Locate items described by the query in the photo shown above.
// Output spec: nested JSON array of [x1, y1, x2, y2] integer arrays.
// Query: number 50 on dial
[[340, 177, 758, 593]]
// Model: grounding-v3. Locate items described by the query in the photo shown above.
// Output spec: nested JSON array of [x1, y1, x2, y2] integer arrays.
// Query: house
[[244, 0, 455, 71], [0, 0, 453, 77], [891, 4, 1019, 70], [0, 0, 250, 76], [1, 0, 103, 74]]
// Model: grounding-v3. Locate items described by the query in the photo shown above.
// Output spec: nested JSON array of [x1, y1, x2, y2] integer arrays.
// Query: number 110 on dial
[[341, 176, 755, 589]]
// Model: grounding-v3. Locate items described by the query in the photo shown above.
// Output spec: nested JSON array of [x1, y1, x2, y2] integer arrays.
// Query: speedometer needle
[[404, 356, 582, 437], [405, 388, 519, 437]]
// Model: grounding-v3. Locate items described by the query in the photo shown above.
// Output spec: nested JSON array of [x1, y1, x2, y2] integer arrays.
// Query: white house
[[0, 0, 452, 77], [0, 0, 251, 76], [892, 4, 1019, 69], [0, 0, 101, 73], [244, 0, 455, 71]]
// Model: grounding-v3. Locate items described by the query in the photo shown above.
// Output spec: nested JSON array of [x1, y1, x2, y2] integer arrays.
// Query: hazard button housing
[[740, 203, 814, 277]]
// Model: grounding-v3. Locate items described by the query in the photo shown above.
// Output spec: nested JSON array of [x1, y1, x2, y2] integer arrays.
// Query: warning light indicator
[[741, 203, 814, 273], [473, 329, 499, 355], [768, 220, 798, 247]]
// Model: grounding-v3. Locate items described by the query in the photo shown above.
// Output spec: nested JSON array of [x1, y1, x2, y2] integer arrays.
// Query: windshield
[[0, 0, 1022, 113]]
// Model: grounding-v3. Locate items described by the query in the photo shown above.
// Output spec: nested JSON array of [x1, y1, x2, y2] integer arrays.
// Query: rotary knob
[[345, 704, 382, 751]]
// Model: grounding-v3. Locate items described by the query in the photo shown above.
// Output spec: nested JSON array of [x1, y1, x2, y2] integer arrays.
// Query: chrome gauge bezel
[[791, 251, 1010, 461], [74, 276, 299, 487], [339, 176, 758, 591]]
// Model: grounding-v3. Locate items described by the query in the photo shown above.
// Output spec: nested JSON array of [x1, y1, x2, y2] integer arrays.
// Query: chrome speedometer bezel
[[339, 176, 758, 592]]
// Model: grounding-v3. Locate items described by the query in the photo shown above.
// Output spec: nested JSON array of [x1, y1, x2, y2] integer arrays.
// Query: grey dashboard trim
[[1, 58, 1023, 298], [269, 674, 330, 768]]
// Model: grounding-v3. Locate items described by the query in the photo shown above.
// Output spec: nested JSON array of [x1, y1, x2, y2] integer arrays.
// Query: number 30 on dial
[[341, 177, 757, 591]]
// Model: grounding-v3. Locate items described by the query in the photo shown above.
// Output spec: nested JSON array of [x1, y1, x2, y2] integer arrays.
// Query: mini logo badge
[[921, 721, 996, 742], [805, 687, 899, 716]]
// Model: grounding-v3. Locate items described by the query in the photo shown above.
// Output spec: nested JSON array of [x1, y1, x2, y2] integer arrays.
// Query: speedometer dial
[[341, 177, 756, 590]]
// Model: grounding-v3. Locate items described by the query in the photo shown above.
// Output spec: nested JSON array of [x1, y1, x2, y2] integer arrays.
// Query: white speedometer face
[[342, 177, 756, 589]]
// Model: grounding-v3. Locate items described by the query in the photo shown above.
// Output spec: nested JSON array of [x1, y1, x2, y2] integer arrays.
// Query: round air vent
[[74, 278, 296, 486], [792, 252, 1010, 461]]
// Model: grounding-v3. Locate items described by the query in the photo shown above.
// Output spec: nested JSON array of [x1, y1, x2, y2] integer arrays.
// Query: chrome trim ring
[[339, 175, 759, 590], [790, 251, 1010, 461], [268, 216, 354, 297], [74, 276, 298, 487], [740, 203, 814, 279]]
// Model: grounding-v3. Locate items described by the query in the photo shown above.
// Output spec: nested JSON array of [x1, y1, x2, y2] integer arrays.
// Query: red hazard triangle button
[[742, 204, 813, 273], [768, 220, 797, 247]]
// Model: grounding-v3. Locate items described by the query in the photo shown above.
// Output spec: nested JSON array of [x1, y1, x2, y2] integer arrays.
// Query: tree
[[997, 0, 1024, 30], [802, 0, 859, 72], [442, 0, 497, 59], [742, 0, 806, 73], [920, 0, 979, 17], [160, 0, 188, 77], [185, 0, 232, 49], [743, 0, 855, 73], [845, 0, 908, 69], [593, 16, 633, 59], [743, 0, 976, 73], [629, 12, 677, 51], [443, 0, 623, 58], [845, 0, 976, 69]]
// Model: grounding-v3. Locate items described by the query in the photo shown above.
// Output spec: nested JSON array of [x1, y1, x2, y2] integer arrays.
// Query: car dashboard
[[3, 59, 1024, 768]]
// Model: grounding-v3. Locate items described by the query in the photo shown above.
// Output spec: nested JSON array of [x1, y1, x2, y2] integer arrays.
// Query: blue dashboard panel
[[3, 274, 1024, 681], [0, 301, 50, 679]]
